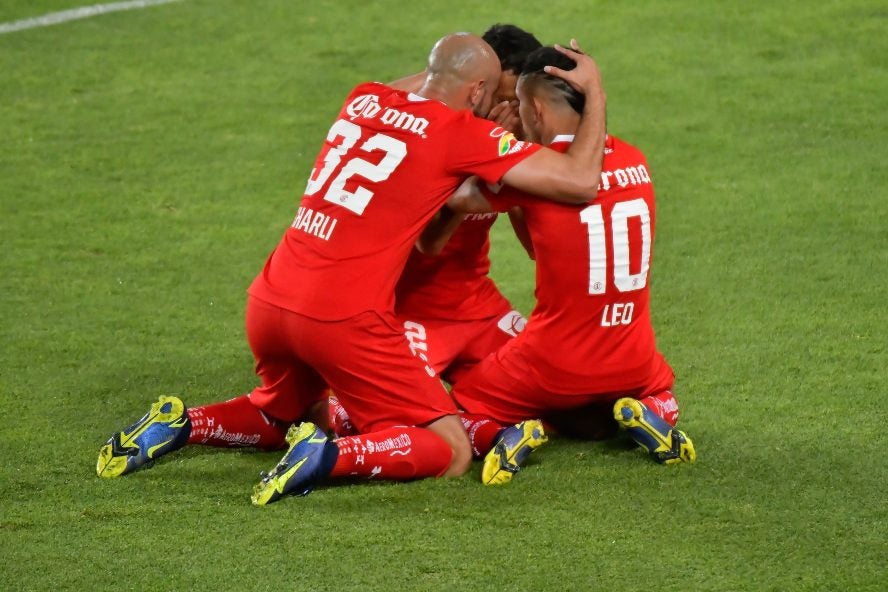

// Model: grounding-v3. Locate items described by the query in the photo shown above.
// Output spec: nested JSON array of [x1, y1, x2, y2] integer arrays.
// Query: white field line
[[0, 0, 183, 35]]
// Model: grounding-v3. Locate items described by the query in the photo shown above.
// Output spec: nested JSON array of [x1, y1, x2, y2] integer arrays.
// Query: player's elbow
[[415, 238, 445, 256], [558, 176, 599, 204]]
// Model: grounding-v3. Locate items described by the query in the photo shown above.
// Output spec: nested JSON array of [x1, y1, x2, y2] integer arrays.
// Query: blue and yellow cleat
[[482, 419, 548, 486], [96, 395, 191, 478], [251, 422, 339, 506], [613, 397, 696, 464]]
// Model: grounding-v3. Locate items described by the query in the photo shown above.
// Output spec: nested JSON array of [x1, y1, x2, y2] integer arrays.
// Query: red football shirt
[[484, 134, 670, 393], [248, 82, 540, 320], [395, 212, 510, 321]]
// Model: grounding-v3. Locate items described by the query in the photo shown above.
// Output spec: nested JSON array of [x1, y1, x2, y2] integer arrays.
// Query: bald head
[[419, 33, 501, 116], [428, 33, 501, 82]]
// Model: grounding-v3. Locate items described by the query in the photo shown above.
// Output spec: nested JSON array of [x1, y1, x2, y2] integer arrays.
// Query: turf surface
[[1, 1, 885, 590]]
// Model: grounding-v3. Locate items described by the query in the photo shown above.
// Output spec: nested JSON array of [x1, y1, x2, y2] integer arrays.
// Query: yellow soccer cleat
[[613, 397, 696, 464], [251, 422, 339, 506], [96, 395, 191, 478], [482, 419, 548, 486]]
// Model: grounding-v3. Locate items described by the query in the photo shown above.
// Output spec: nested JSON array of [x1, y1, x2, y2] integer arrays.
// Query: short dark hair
[[520, 46, 585, 114], [482, 24, 542, 74]]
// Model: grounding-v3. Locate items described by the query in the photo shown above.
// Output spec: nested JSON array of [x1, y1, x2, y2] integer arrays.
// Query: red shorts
[[400, 308, 525, 385], [245, 296, 457, 433], [451, 339, 675, 426]]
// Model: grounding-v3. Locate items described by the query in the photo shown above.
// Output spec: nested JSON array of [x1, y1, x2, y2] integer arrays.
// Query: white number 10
[[305, 119, 407, 216], [580, 198, 651, 295]]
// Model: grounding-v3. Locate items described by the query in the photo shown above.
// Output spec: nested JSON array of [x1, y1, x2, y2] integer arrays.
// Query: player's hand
[[486, 100, 521, 135], [544, 39, 604, 99], [446, 176, 494, 214]]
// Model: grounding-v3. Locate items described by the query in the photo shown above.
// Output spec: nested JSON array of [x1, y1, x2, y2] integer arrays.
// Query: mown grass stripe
[[0, 0, 183, 34]]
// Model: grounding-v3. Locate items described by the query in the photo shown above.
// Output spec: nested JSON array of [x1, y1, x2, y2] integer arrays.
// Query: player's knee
[[426, 414, 473, 477], [443, 435, 472, 477]]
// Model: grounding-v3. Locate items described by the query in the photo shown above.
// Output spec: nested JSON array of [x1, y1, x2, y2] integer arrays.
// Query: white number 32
[[304, 119, 407, 216]]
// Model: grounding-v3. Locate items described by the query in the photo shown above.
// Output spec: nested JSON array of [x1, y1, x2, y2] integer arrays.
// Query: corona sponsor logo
[[598, 164, 652, 191], [346, 94, 381, 120], [344, 94, 429, 137]]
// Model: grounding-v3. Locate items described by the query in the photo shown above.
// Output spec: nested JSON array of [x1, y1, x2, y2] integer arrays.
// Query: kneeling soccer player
[[446, 46, 697, 485]]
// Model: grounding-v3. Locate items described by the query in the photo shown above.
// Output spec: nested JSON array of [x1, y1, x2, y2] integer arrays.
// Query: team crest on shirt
[[498, 133, 529, 156], [498, 133, 517, 156]]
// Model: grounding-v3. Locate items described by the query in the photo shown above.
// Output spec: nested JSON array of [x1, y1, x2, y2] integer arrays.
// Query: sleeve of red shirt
[[479, 182, 523, 212], [444, 112, 542, 184]]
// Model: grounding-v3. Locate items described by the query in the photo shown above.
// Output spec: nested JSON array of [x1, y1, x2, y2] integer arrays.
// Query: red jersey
[[248, 82, 540, 320], [395, 212, 510, 321], [484, 134, 669, 393]]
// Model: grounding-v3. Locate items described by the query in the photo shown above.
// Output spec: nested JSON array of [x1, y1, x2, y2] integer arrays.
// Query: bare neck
[[540, 108, 582, 146], [416, 74, 467, 110]]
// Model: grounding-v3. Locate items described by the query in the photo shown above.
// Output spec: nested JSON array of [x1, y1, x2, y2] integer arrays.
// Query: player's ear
[[522, 95, 545, 130], [532, 96, 546, 123], [468, 79, 485, 108]]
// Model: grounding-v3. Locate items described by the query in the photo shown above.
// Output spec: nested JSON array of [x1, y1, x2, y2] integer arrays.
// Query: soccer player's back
[[450, 46, 696, 474], [249, 80, 533, 321], [492, 133, 672, 397]]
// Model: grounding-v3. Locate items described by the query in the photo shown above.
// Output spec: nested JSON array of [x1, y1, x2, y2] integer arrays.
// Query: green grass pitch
[[1, 0, 885, 590]]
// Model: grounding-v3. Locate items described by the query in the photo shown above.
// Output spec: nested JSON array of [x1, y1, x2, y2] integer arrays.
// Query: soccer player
[[482, 23, 542, 137], [484, 23, 541, 104], [96, 34, 609, 504], [443, 46, 697, 485], [328, 24, 542, 436], [395, 24, 541, 385]]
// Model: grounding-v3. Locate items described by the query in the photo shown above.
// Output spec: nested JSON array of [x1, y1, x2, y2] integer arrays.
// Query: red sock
[[640, 390, 680, 426], [328, 393, 358, 437], [460, 413, 505, 457], [187, 395, 289, 450], [329, 427, 452, 480]]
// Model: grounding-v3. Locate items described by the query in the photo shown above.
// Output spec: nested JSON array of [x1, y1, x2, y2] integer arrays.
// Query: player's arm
[[389, 71, 426, 93], [508, 207, 535, 260], [447, 176, 495, 214], [415, 207, 465, 256], [501, 41, 606, 204], [416, 176, 494, 256], [456, 179, 533, 259]]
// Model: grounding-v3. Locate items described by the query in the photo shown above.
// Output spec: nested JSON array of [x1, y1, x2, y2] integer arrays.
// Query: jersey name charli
[[291, 205, 337, 241]]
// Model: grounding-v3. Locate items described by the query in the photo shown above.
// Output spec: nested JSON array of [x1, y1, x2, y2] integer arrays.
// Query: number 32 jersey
[[249, 82, 540, 320], [484, 134, 672, 394]]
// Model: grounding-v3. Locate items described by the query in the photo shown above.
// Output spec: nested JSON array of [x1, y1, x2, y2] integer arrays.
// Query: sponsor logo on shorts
[[497, 310, 527, 337]]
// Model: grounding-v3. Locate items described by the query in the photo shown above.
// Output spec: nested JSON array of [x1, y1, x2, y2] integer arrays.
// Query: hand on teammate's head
[[544, 40, 604, 99]]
